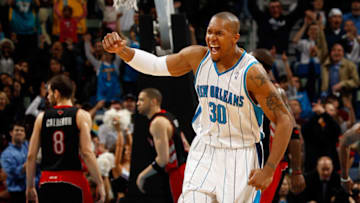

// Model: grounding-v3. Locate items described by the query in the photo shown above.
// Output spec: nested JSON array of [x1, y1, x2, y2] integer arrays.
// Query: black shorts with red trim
[[39, 171, 93, 203]]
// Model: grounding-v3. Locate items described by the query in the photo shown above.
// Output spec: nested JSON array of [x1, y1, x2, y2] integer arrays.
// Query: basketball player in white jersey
[[103, 11, 293, 203]]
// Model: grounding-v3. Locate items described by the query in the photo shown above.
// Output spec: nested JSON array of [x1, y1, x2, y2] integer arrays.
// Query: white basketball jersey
[[192, 49, 264, 148]]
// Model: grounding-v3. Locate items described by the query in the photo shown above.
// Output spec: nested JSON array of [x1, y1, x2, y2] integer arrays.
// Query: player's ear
[[150, 98, 156, 106], [54, 89, 60, 99], [233, 33, 240, 44]]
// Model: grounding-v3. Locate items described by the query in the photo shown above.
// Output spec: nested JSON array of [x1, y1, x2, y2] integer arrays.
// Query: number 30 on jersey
[[209, 102, 227, 124]]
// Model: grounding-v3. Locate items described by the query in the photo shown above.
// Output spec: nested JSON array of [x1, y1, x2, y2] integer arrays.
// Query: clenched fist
[[102, 32, 127, 54]]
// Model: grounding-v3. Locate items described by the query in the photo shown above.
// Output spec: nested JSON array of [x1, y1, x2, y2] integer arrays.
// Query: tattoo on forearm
[[266, 91, 288, 116]]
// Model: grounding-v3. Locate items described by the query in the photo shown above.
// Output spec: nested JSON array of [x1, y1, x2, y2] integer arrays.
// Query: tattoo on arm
[[266, 91, 288, 116], [249, 73, 268, 88]]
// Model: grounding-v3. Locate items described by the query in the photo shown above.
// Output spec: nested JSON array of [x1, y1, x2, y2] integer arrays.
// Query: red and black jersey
[[149, 110, 187, 172], [40, 105, 82, 171]]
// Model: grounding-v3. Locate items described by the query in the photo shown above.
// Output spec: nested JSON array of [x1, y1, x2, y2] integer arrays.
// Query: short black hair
[[10, 120, 25, 131], [123, 93, 136, 101], [63, 5, 73, 15], [141, 88, 162, 105], [325, 94, 340, 103], [48, 74, 74, 99]]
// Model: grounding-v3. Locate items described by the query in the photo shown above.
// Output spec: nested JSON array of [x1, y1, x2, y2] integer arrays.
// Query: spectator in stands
[[0, 39, 15, 77], [273, 175, 296, 203], [0, 24, 4, 41], [320, 43, 359, 98], [302, 101, 341, 172], [122, 93, 136, 114], [292, 16, 328, 77], [10, 80, 25, 120], [47, 58, 65, 80], [304, 156, 342, 203], [98, 101, 123, 152], [325, 8, 348, 52], [0, 165, 10, 202], [98, 0, 121, 31], [35, 40, 77, 82], [342, 19, 360, 65], [248, 0, 309, 54], [350, 181, 360, 202], [0, 92, 15, 137], [13, 60, 32, 98], [289, 98, 307, 126], [97, 152, 115, 202], [84, 34, 122, 102], [37, 0, 52, 45], [109, 123, 132, 202], [311, 0, 326, 26], [343, 0, 360, 34], [281, 53, 313, 118], [129, 11, 140, 42], [82, 36, 105, 65], [0, 122, 28, 203], [325, 94, 356, 133], [7, 0, 38, 59], [117, 7, 135, 37], [25, 81, 46, 118], [54, 0, 87, 44]]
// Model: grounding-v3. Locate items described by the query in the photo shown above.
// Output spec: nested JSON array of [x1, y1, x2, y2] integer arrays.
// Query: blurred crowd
[[0, 0, 360, 202]]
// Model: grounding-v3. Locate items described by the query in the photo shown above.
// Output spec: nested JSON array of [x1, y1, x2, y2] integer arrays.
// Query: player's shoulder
[[76, 109, 91, 121], [180, 45, 208, 60], [151, 115, 172, 129], [245, 62, 272, 91], [35, 112, 45, 124], [246, 62, 267, 77]]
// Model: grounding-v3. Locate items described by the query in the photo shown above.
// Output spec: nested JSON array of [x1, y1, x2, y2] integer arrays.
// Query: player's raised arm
[[102, 32, 207, 76], [77, 109, 105, 203], [246, 63, 294, 191]]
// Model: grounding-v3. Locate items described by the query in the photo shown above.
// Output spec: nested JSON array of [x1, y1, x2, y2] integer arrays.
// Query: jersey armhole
[[194, 50, 210, 84], [243, 61, 260, 107], [149, 115, 174, 139]]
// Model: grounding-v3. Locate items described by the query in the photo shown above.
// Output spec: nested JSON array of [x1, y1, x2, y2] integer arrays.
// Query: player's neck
[[216, 47, 243, 71], [56, 98, 73, 107], [147, 106, 161, 119]]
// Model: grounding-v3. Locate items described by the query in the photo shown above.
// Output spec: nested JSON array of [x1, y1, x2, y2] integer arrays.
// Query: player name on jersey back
[[46, 117, 72, 127]]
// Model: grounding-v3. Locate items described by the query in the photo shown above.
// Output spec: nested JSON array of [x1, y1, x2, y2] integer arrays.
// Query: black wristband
[[290, 127, 300, 140], [152, 161, 164, 173]]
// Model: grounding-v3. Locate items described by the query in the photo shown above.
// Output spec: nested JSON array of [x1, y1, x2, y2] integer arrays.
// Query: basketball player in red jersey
[[136, 88, 187, 203], [251, 49, 305, 203], [26, 75, 105, 203]]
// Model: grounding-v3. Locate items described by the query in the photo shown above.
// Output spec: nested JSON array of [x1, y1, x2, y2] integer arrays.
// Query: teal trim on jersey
[[243, 61, 259, 107], [192, 106, 202, 123], [213, 50, 246, 76], [252, 103, 264, 127], [253, 190, 261, 203], [194, 50, 210, 83], [244, 61, 264, 128], [260, 132, 265, 140]]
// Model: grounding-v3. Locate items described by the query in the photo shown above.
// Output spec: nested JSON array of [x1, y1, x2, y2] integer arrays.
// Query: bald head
[[211, 12, 240, 34], [317, 156, 333, 180]]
